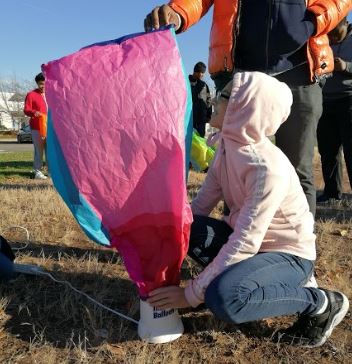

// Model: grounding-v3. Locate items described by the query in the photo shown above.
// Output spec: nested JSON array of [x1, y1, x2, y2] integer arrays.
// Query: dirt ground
[[0, 154, 351, 364]]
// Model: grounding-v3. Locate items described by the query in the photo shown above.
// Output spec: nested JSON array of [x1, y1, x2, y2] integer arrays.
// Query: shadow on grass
[[0, 171, 33, 179], [316, 191, 352, 222], [4, 241, 280, 347], [1, 161, 33, 168], [182, 310, 279, 340], [1, 267, 281, 349], [1, 269, 139, 347], [10, 241, 198, 281], [11, 241, 120, 264], [0, 140, 26, 144], [0, 159, 34, 179], [0, 183, 52, 191]]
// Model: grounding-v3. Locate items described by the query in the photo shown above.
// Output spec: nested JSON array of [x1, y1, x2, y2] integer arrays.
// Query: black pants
[[194, 123, 206, 138], [317, 96, 352, 198]]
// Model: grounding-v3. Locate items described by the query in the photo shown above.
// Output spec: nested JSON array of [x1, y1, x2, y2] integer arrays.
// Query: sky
[[1, 1, 350, 90], [0, 1, 213, 86]]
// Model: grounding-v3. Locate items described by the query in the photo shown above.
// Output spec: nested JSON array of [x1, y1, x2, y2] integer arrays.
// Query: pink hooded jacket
[[186, 72, 316, 307]]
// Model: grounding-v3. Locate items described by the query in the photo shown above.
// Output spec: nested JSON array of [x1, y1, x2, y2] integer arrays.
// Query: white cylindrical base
[[138, 299, 184, 344]]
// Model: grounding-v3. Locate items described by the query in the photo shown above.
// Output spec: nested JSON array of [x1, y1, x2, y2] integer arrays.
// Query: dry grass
[[0, 162, 351, 363]]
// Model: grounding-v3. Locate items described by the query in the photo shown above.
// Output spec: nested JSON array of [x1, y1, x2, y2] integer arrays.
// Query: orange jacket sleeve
[[309, 0, 352, 36], [169, 0, 213, 31]]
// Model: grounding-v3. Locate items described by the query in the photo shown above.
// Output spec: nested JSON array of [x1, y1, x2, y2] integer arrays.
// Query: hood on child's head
[[222, 72, 293, 145]]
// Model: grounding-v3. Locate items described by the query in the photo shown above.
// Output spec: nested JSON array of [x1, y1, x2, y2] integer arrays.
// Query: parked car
[[17, 125, 32, 143]]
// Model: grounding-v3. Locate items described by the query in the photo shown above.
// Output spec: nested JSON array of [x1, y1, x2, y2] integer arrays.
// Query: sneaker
[[276, 290, 349, 347], [34, 171, 47, 180], [304, 274, 318, 288]]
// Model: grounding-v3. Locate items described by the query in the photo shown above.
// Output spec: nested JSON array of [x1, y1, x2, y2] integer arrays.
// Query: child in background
[[148, 72, 349, 347]]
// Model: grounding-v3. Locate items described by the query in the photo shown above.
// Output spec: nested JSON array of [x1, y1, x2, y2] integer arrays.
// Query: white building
[[0, 92, 26, 130]]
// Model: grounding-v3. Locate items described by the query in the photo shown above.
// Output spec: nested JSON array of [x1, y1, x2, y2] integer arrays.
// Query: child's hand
[[147, 286, 190, 310]]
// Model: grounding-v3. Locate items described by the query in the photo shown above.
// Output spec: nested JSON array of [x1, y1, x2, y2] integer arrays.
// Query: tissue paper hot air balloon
[[42, 28, 193, 302]]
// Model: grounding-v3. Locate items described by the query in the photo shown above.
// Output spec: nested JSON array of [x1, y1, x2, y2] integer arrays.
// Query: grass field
[[0, 151, 34, 181], [0, 151, 351, 363]]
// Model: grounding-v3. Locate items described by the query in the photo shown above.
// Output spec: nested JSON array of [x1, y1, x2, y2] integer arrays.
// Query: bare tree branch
[[0, 75, 33, 130]]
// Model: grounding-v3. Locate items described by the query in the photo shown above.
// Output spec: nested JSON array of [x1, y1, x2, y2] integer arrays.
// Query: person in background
[[144, 1, 351, 216], [147, 71, 349, 348], [24, 72, 48, 180], [317, 17, 352, 203], [189, 62, 212, 137]]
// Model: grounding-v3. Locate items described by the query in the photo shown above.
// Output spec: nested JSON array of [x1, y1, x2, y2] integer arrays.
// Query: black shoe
[[317, 194, 342, 204], [190, 302, 207, 312], [317, 194, 330, 203], [276, 290, 349, 347]]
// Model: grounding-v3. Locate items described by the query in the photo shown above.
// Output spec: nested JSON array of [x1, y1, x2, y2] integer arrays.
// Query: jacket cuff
[[174, 13, 182, 31], [185, 281, 204, 307], [169, 3, 188, 32], [345, 61, 352, 74]]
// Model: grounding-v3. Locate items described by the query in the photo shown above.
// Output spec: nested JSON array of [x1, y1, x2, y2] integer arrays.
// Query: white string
[[1, 225, 138, 325], [0, 226, 30, 251], [39, 271, 139, 325]]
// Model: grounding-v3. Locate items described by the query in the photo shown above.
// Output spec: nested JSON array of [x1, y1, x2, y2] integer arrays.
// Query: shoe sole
[[307, 293, 349, 348]]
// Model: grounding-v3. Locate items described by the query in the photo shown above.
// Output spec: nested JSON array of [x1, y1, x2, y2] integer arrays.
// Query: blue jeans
[[189, 215, 325, 323], [31, 129, 47, 173], [0, 252, 14, 281]]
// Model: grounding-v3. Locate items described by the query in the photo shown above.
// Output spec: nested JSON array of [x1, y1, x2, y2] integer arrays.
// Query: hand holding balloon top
[[144, 5, 181, 32]]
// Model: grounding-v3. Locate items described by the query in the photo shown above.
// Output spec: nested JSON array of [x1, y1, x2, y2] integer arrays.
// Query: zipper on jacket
[[230, 0, 242, 72], [265, 0, 273, 71], [224, 57, 228, 72]]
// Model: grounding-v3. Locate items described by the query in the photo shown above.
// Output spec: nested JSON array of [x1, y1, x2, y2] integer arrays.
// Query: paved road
[[0, 139, 33, 153]]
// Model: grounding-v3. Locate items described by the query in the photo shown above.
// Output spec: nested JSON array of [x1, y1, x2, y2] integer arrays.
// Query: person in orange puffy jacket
[[144, 0, 351, 216], [24, 72, 48, 180]]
